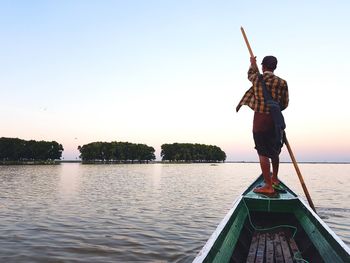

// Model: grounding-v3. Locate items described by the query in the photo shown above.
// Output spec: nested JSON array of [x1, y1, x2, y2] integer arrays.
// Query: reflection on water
[[59, 163, 81, 199], [0, 163, 349, 262]]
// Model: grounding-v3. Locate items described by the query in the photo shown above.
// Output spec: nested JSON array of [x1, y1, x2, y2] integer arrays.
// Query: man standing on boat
[[236, 56, 289, 195]]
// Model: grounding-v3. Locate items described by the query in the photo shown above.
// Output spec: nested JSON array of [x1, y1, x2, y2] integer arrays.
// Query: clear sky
[[1, 0, 350, 162]]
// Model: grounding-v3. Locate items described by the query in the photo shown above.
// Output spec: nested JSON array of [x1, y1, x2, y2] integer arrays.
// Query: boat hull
[[193, 175, 350, 263]]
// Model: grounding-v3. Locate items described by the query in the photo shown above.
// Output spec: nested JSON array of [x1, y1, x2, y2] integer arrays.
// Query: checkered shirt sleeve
[[236, 66, 289, 113]]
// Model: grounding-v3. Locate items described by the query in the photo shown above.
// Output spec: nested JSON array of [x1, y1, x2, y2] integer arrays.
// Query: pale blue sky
[[1, 1, 350, 161]]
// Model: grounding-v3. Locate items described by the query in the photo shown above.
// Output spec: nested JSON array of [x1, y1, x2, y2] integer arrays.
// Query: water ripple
[[0, 163, 349, 262]]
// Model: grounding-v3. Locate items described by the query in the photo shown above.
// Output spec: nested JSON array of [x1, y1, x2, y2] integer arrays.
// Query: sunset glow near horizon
[[1, 1, 350, 162]]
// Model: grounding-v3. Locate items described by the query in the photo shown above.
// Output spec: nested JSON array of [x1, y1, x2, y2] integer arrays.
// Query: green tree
[[0, 137, 63, 161], [78, 141, 156, 163], [161, 143, 226, 162]]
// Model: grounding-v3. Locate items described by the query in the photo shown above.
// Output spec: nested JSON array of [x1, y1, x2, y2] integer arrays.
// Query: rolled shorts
[[253, 129, 281, 158]]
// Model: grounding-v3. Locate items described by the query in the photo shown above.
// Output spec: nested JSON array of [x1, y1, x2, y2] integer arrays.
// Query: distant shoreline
[[0, 160, 60, 165], [58, 160, 350, 164], [1, 160, 348, 165]]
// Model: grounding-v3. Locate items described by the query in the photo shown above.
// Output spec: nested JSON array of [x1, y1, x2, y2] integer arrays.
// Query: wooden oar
[[240, 26, 317, 212]]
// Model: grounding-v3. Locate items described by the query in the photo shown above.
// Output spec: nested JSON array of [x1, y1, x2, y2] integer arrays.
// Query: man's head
[[261, 56, 277, 71]]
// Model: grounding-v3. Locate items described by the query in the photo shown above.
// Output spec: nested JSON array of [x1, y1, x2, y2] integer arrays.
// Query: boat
[[193, 175, 350, 263]]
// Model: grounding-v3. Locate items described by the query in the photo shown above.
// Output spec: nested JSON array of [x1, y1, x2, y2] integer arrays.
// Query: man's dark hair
[[261, 56, 278, 71]]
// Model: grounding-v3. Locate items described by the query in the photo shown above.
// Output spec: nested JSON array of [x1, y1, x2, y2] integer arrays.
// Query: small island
[[161, 143, 226, 163], [78, 141, 156, 164], [0, 137, 227, 164], [0, 137, 63, 164]]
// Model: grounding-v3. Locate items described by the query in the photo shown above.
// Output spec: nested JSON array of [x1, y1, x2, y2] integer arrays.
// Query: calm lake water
[[0, 163, 349, 262]]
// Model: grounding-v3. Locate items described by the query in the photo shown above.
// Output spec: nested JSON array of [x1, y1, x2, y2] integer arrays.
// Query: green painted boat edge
[[295, 197, 350, 262], [193, 174, 350, 262], [192, 196, 245, 263]]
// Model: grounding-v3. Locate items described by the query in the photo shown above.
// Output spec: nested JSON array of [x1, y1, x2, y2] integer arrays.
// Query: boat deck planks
[[255, 232, 265, 263], [273, 233, 284, 262], [265, 233, 274, 263], [246, 230, 301, 263], [246, 232, 259, 263], [279, 231, 293, 263], [288, 236, 304, 263]]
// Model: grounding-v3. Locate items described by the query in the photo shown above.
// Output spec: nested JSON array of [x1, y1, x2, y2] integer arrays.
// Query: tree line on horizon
[[0, 137, 226, 163], [0, 137, 63, 162], [161, 143, 226, 162], [78, 141, 156, 163]]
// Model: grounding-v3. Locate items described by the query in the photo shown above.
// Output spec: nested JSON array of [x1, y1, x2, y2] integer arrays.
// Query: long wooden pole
[[240, 27, 255, 60], [240, 27, 259, 72], [240, 26, 317, 212], [284, 135, 316, 212]]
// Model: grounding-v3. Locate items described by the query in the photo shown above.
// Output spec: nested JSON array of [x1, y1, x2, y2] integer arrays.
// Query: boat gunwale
[[297, 196, 350, 255], [192, 195, 243, 263]]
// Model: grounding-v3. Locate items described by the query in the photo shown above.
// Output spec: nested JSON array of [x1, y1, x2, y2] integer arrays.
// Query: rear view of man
[[236, 56, 289, 195]]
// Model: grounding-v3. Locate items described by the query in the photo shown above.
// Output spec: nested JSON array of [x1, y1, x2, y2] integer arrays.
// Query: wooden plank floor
[[246, 230, 304, 263]]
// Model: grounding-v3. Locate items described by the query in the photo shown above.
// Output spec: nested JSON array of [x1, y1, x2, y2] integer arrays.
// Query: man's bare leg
[[254, 155, 274, 194], [271, 156, 280, 185]]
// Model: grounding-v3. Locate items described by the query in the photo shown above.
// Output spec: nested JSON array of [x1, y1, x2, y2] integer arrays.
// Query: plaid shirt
[[236, 66, 289, 113]]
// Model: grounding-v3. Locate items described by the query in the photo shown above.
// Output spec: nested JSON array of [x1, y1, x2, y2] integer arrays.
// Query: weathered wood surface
[[279, 231, 293, 263], [265, 233, 274, 263], [255, 233, 265, 263], [288, 236, 304, 263], [246, 232, 259, 263], [246, 230, 305, 263]]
